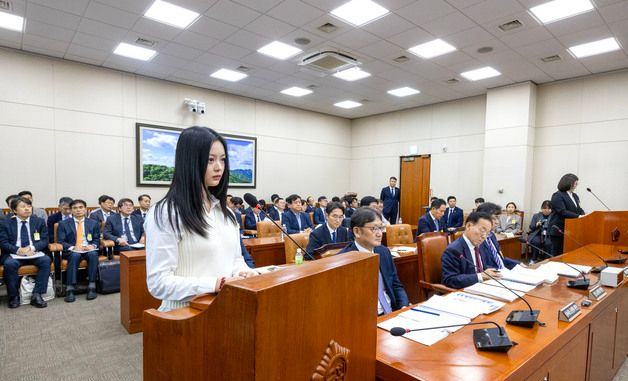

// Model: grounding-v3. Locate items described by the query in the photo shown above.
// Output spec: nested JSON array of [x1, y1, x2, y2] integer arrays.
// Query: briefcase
[[97, 259, 120, 294]]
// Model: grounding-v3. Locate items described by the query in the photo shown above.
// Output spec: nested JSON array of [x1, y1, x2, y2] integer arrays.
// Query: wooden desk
[[390, 246, 420, 304], [120, 250, 160, 334], [243, 236, 286, 266], [376, 244, 628, 381], [496, 234, 523, 260]]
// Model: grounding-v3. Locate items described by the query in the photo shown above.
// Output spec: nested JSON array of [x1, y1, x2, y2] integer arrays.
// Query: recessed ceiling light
[[0, 10, 23, 32], [280, 87, 313, 97], [388, 87, 420, 97], [113, 42, 157, 61], [332, 67, 371, 81], [529, 0, 593, 24], [460, 66, 501, 81], [408, 39, 456, 59], [210, 68, 248, 82], [257, 41, 302, 60], [330, 0, 390, 27], [144, 0, 200, 29], [334, 100, 362, 109], [568, 37, 621, 58]]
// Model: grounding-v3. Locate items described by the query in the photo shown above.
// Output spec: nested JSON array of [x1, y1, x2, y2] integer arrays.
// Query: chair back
[[308, 212, 314, 225], [385, 224, 414, 246], [417, 232, 449, 286], [45, 207, 58, 216], [54, 223, 59, 243], [256, 220, 282, 238], [240, 214, 246, 229], [284, 233, 310, 264], [452, 230, 464, 242]]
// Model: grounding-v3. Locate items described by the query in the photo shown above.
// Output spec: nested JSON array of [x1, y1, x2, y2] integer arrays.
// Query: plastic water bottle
[[295, 248, 303, 265], [281, 224, 286, 241], [398, 217, 403, 224]]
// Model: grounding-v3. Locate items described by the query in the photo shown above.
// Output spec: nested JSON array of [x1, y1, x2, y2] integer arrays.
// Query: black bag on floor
[[97, 259, 120, 294]]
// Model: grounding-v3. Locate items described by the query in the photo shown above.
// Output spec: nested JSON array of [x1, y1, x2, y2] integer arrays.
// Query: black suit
[[380, 186, 400, 223], [104, 214, 145, 251], [305, 224, 350, 256], [549, 191, 584, 255]]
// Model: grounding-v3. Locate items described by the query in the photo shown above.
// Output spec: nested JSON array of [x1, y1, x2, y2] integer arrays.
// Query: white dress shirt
[[14, 217, 35, 251], [462, 234, 484, 283]]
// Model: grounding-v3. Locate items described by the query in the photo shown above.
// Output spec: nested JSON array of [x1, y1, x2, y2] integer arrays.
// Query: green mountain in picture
[[143, 164, 174, 182], [230, 169, 252, 183]]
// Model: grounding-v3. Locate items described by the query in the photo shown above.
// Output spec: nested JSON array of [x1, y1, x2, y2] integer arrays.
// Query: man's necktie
[[435, 219, 440, 231], [297, 214, 302, 231], [486, 237, 504, 269], [391, 187, 394, 197], [20, 221, 29, 248], [474, 246, 484, 273], [378, 272, 392, 314], [331, 231, 337, 243], [448, 209, 452, 224], [75, 220, 83, 248], [124, 217, 136, 244]]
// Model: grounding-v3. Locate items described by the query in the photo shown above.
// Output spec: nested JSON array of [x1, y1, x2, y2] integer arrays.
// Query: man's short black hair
[[350, 207, 380, 229], [271, 194, 279, 203], [318, 196, 327, 202], [390, 176, 397, 181], [430, 198, 446, 209], [466, 211, 493, 225], [447, 196, 456, 202], [98, 195, 115, 204], [360, 196, 378, 207], [475, 197, 485, 204], [118, 198, 134, 208], [17, 190, 33, 197], [326, 201, 345, 215], [138, 194, 151, 202], [476, 202, 502, 216], [58, 197, 73, 206], [70, 199, 87, 208], [232, 197, 243, 206], [331, 196, 340, 202], [274, 197, 284, 204], [5, 194, 18, 206], [10, 196, 32, 210], [286, 194, 301, 204]]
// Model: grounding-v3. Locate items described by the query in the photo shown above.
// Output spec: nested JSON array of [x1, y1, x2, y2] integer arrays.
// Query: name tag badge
[[511, 219, 516, 224], [33, 232, 40, 241], [87, 233, 92, 241]]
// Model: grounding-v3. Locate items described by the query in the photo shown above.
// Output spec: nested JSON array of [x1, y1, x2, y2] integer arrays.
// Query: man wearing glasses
[[441, 212, 518, 289], [306, 201, 350, 255], [339, 207, 409, 315]]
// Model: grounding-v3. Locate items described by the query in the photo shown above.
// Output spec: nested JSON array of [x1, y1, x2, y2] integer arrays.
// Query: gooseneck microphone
[[243, 193, 315, 260], [390, 321, 514, 352], [457, 253, 542, 328], [526, 242, 591, 289], [586, 187, 611, 211], [553, 225, 626, 265]]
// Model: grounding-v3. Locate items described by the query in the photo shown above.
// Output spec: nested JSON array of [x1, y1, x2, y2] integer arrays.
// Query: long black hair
[[154, 126, 235, 237]]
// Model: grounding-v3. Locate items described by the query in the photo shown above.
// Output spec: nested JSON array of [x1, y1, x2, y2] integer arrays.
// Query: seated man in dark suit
[[283, 194, 313, 234], [306, 201, 351, 256], [339, 207, 408, 315], [0, 197, 51, 309], [416, 198, 446, 238], [47, 196, 73, 240], [17, 190, 47, 223], [345, 197, 358, 218], [476, 202, 521, 270], [104, 198, 145, 251], [267, 197, 286, 224], [89, 194, 116, 224], [443, 196, 464, 230], [132, 194, 151, 221], [304, 196, 316, 213], [313, 196, 328, 225], [244, 202, 265, 230], [57, 199, 100, 302], [441, 212, 518, 289]]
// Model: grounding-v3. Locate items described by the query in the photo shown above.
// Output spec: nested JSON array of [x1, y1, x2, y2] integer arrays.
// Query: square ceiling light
[[0, 10, 24, 32], [330, 0, 389, 27], [210, 68, 248, 82], [529, 0, 594, 24], [334, 100, 362, 109], [408, 39, 456, 59], [113, 42, 157, 61], [280, 87, 312, 97], [144, 0, 200, 29], [258, 41, 302, 60], [388, 87, 420, 97], [460, 66, 501, 81], [333, 67, 371, 81], [568, 37, 621, 58]]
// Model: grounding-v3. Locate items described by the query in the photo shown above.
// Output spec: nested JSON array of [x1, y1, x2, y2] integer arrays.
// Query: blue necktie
[[20, 221, 30, 248], [486, 235, 504, 269], [378, 272, 392, 314], [331, 231, 336, 243], [297, 213, 302, 231], [124, 217, 136, 244], [434, 218, 440, 231]]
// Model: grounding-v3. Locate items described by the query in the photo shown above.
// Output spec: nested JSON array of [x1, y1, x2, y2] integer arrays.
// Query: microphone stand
[[527, 242, 592, 289], [257, 208, 316, 261], [586, 188, 611, 211], [554, 225, 625, 265]]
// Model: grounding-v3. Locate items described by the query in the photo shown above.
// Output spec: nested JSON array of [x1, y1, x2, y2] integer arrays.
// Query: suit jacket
[[244, 207, 265, 230], [345, 207, 355, 218], [305, 205, 315, 213], [0, 216, 49, 264], [339, 242, 409, 311], [267, 207, 284, 223], [306, 224, 350, 255], [33, 207, 48, 223], [313, 207, 326, 225], [104, 214, 144, 244], [441, 236, 515, 289], [240, 237, 254, 268], [89, 209, 117, 224], [548, 191, 584, 236], [496, 214, 522, 233], [283, 209, 313, 234], [131, 208, 149, 220], [416, 212, 443, 237], [233, 209, 244, 231], [57, 217, 100, 252], [379, 187, 400, 215], [443, 206, 464, 229], [47, 211, 64, 240], [483, 233, 519, 269]]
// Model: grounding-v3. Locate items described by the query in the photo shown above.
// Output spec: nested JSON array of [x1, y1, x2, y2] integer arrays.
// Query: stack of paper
[[378, 308, 470, 346], [501, 265, 558, 285], [539, 262, 592, 278], [484, 279, 537, 293], [464, 282, 525, 302], [420, 294, 484, 319], [10, 252, 46, 260], [444, 292, 505, 315]]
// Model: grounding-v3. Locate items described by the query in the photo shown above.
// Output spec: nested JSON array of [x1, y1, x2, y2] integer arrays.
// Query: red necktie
[[474, 246, 484, 273]]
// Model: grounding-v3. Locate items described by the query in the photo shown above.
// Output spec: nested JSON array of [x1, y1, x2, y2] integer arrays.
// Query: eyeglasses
[[361, 225, 385, 233]]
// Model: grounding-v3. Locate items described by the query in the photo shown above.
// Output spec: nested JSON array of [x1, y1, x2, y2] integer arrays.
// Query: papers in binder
[[538, 262, 592, 278], [444, 291, 505, 315], [484, 279, 537, 293], [378, 308, 470, 346], [500, 265, 558, 285], [464, 282, 525, 302], [10, 251, 45, 260]]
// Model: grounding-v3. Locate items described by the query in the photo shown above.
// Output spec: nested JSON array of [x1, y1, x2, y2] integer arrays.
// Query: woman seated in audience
[[496, 202, 522, 234], [528, 200, 552, 261]]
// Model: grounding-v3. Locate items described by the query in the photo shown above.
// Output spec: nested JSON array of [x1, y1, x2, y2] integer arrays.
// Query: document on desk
[[464, 282, 525, 302], [484, 279, 537, 293], [538, 262, 592, 278], [390, 246, 416, 252], [378, 308, 470, 346], [444, 292, 505, 315], [500, 265, 558, 285], [10, 252, 46, 260], [421, 294, 482, 319], [129, 243, 145, 249]]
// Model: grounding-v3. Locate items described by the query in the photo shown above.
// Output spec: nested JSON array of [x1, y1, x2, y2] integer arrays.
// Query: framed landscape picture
[[136, 123, 257, 188]]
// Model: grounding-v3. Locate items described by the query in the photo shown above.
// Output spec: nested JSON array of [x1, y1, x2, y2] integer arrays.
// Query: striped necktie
[[485, 235, 504, 269]]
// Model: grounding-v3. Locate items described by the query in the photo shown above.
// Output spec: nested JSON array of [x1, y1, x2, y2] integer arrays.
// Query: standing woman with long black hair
[[548, 173, 585, 256], [145, 126, 256, 312]]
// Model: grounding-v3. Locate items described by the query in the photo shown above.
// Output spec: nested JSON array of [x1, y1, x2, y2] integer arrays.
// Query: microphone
[[553, 225, 626, 265], [526, 242, 591, 289], [586, 187, 611, 211], [390, 321, 514, 352], [457, 252, 541, 328], [243, 193, 315, 261]]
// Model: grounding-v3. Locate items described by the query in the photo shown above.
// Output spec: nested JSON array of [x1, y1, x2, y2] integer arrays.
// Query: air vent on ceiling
[[317, 22, 338, 33], [477, 46, 493, 54], [393, 55, 410, 63], [0, 0, 11, 10], [299, 50, 359, 73], [541, 54, 561, 63], [445, 78, 459, 84], [306, 84, 317, 89], [236, 65, 251, 72], [498, 20, 523, 32], [294, 37, 311, 45], [135, 37, 157, 47]]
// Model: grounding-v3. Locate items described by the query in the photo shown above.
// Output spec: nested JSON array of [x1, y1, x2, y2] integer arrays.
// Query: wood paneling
[[564, 211, 628, 251]]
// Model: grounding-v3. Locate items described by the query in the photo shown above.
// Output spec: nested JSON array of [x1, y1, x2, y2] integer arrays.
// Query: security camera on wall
[[197, 102, 206, 114], [184, 98, 200, 114]]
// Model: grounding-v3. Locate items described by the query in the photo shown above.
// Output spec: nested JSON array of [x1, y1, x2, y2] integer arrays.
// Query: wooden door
[[399, 155, 430, 227]]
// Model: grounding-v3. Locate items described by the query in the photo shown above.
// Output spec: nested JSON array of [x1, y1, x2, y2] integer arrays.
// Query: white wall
[[0, 48, 351, 207]]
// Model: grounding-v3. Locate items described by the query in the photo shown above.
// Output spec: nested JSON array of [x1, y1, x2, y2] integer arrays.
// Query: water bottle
[[295, 248, 303, 265], [281, 224, 286, 241], [398, 217, 403, 224]]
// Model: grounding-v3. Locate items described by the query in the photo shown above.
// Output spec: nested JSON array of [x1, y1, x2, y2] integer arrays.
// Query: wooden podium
[[143, 252, 378, 381], [565, 211, 628, 251]]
